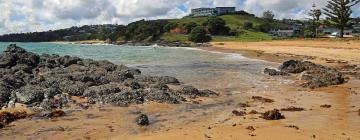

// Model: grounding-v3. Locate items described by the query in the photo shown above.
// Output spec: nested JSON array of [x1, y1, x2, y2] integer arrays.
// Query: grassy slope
[[162, 15, 288, 42]]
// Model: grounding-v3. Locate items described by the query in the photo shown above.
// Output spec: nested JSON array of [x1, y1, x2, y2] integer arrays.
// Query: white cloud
[[0, 0, 359, 35]]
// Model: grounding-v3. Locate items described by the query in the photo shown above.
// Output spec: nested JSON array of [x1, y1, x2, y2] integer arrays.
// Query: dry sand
[[209, 40, 360, 65]]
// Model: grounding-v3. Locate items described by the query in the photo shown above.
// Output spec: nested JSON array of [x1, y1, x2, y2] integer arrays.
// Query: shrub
[[184, 22, 199, 34], [188, 26, 212, 43], [204, 17, 230, 35], [243, 21, 253, 30], [304, 29, 315, 38], [164, 22, 178, 32]]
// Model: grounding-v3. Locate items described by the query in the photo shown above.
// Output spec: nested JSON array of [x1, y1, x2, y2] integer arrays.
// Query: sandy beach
[[209, 40, 360, 65], [1, 40, 360, 140]]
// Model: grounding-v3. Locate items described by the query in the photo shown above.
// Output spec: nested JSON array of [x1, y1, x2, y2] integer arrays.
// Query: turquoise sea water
[[0, 42, 277, 91], [0, 42, 212, 66]]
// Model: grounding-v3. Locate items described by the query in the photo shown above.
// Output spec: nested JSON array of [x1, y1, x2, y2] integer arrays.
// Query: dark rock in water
[[146, 89, 183, 104], [198, 89, 219, 97], [179, 86, 218, 99], [180, 86, 200, 98], [279, 60, 306, 73], [264, 68, 289, 76], [136, 114, 150, 126], [0, 44, 40, 69], [135, 75, 180, 85], [277, 60, 345, 88], [232, 110, 246, 116], [320, 104, 332, 108], [301, 67, 345, 89], [157, 76, 180, 85], [0, 44, 217, 111], [281, 107, 305, 112], [105, 90, 145, 107], [39, 110, 66, 119], [252, 96, 274, 103], [246, 126, 256, 131], [262, 109, 285, 120], [4, 44, 26, 53]]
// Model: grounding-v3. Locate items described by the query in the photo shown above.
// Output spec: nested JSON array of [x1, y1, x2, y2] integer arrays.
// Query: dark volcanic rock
[[301, 67, 345, 89], [280, 107, 305, 112], [262, 109, 285, 120], [252, 96, 274, 103], [0, 44, 217, 111], [232, 110, 246, 116], [279, 60, 306, 73], [135, 75, 180, 85], [276, 60, 345, 88], [146, 89, 184, 104], [0, 84, 12, 107], [105, 90, 145, 107], [264, 68, 289, 76], [12, 85, 45, 104], [136, 114, 150, 126]]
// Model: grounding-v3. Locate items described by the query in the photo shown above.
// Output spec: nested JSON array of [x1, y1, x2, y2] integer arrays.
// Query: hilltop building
[[190, 7, 236, 17]]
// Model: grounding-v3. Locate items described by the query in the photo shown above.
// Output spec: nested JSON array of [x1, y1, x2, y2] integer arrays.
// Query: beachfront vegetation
[[308, 5, 322, 38], [323, 0, 360, 38], [262, 10, 275, 21], [124, 19, 169, 42], [188, 26, 212, 43], [203, 17, 231, 35], [0, 14, 288, 43], [243, 21, 254, 30]]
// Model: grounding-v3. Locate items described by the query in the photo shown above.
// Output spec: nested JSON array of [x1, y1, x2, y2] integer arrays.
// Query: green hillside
[[163, 15, 289, 42], [0, 14, 289, 43]]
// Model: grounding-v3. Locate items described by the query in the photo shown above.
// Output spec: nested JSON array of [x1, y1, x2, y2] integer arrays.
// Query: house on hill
[[190, 7, 236, 17]]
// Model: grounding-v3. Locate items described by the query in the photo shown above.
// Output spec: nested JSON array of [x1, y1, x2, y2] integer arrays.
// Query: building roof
[[215, 7, 235, 8]]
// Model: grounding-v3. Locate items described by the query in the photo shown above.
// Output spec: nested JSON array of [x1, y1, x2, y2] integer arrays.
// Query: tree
[[188, 26, 212, 43], [184, 22, 199, 34], [263, 10, 275, 20], [309, 4, 322, 38], [256, 22, 272, 32], [323, 0, 360, 38], [204, 17, 230, 35], [164, 22, 178, 32], [243, 21, 254, 30], [109, 25, 126, 42]]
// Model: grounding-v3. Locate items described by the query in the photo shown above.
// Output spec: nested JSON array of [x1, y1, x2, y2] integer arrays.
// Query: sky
[[0, 0, 359, 35]]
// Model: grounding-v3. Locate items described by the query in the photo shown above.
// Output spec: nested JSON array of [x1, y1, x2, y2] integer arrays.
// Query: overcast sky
[[0, 0, 359, 35]]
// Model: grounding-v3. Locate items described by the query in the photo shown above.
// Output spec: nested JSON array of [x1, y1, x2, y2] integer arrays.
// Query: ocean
[[0, 42, 279, 91]]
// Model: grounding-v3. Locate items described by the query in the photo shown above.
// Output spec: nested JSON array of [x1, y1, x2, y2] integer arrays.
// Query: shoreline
[[1, 41, 360, 140]]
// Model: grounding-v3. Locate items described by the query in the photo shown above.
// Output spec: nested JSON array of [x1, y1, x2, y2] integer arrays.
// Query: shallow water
[[0, 42, 278, 90]]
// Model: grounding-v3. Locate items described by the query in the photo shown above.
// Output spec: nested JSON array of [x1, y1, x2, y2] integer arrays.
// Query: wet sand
[[1, 40, 360, 140]]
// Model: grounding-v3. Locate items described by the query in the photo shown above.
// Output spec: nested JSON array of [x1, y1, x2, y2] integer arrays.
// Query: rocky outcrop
[[264, 60, 345, 89], [0, 44, 218, 111], [264, 68, 288, 76], [261, 109, 285, 120]]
